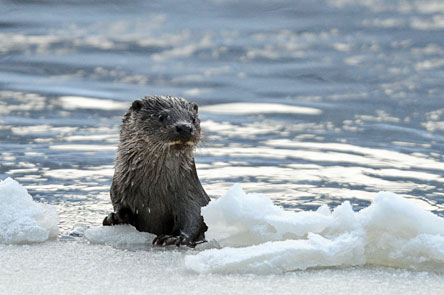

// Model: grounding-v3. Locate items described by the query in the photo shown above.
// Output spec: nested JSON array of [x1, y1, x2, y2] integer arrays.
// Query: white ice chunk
[[69, 224, 88, 237], [186, 185, 444, 274], [358, 191, 444, 271], [0, 177, 59, 244], [84, 225, 156, 247], [185, 232, 365, 274], [85, 225, 222, 250], [202, 184, 338, 247]]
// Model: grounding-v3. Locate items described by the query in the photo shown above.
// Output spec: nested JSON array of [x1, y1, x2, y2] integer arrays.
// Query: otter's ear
[[131, 100, 142, 111], [192, 102, 199, 113]]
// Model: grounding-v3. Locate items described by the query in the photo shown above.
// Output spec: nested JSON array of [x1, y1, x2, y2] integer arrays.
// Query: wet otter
[[103, 95, 210, 247]]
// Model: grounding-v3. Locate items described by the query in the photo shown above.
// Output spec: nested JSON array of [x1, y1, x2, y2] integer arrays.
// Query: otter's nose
[[175, 124, 193, 135]]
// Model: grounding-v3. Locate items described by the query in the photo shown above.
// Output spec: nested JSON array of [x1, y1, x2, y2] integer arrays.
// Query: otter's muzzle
[[170, 123, 195, 146]]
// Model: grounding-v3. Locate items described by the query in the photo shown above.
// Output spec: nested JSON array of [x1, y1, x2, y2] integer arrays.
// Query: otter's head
[[123, 95, 202, 151]]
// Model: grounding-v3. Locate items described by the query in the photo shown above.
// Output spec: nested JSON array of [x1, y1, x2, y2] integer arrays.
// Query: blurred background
[[0, 0, 443, 235]]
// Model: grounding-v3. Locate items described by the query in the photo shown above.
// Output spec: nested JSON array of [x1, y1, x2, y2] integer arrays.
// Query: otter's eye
[[158, 115, 166, 123], [191, 116, 196, 124]]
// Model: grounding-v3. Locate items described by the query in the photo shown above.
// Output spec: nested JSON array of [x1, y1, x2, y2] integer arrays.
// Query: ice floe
[[184, 184, 444, 274], [0, 178, 59, 244]]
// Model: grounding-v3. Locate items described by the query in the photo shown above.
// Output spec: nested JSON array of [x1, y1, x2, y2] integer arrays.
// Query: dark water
[[1, 0, 443, 234]]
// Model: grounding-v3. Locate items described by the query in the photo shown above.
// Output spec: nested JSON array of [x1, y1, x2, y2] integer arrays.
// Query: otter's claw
[[152, 233, 195, 247], [103, 207, 134, 226], [152, 235, 186, 246], [152, 235, 174, 246]]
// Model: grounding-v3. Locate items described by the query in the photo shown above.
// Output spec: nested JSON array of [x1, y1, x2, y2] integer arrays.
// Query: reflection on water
[[0, 0, 444, 235]]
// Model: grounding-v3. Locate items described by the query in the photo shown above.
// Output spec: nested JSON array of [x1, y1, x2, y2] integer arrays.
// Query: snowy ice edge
[[3, 177, 444, 275], [184, 184, 444, 274], [0, 177, 59, 244]]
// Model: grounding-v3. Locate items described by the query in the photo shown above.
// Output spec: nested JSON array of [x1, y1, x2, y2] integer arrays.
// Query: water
[[1, 0, 444, 293]]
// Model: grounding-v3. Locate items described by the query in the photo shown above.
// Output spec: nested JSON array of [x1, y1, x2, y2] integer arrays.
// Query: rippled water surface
[[1, 0, 444, 236]]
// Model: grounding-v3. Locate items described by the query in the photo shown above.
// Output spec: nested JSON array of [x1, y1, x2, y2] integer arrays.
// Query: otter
[[103, 95, 210, 247]]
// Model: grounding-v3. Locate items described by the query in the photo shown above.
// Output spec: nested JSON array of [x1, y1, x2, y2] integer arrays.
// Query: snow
[[2, 177, 444, 279], [2, 242, 444, 295], [186, 233, 365, 275], [84, 224, 156, 247], [184, 184, 444, 274], [0, 177, 59, 244]]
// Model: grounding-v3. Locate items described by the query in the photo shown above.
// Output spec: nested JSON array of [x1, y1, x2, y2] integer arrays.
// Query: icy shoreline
[[3, 241, 444, 295], [2, 177, 444, 276]]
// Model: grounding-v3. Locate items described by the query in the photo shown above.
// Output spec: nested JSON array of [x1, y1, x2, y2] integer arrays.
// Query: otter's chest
[[131, 196, 178, 235]]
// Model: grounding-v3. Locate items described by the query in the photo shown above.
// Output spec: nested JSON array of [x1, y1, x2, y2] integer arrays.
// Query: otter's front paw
[[103, 213, 118, 226], [102, 207, 134, 226], [152, 232, 196, 247]]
